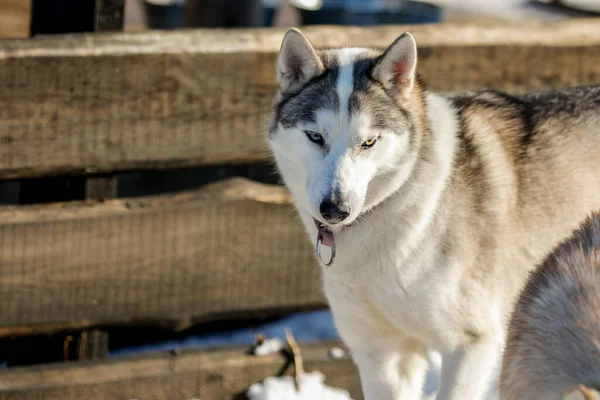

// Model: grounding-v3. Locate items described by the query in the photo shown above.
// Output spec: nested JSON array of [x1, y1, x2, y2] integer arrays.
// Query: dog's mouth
[[313, 216, 358, 267], [313, 218, 335, 247], [313, 214, 360, 244], [313, 218, 336, 266]]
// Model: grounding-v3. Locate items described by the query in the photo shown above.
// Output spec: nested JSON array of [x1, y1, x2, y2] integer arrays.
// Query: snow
[[251, 337, 285, 356], [327, 346, 346, 360], [247, 342, 443, 400], [247, 371, 353, 400], [247, 354, 443, 400]]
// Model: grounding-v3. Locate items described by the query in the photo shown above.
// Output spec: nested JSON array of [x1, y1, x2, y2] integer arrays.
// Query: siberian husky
[[267, 28, 600, 399], [501, 213, 600, 400]]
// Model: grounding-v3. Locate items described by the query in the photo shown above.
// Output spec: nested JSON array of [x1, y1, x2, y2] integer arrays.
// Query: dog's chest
[[324, 229, 467, 348]]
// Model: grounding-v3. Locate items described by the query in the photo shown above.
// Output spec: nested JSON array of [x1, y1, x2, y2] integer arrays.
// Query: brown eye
[[362, 139, 377, 148]]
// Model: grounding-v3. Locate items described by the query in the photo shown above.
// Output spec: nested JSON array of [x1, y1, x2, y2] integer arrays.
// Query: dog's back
[[501, 213, 600, 400]]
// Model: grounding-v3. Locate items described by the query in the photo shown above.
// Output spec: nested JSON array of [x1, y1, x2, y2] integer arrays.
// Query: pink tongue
[[320, 229, 335, 247]]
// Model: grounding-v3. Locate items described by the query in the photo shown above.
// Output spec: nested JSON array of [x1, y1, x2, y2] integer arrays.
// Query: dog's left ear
[[371, 32, 417, 98], [277, 28, 324, 94]]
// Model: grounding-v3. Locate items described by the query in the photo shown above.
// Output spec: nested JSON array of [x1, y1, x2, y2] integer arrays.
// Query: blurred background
[[0, 0, 599, 398], [0, 0, 599, 39], [0, 0, 598, 362]]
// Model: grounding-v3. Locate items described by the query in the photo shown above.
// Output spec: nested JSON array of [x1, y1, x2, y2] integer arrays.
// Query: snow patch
[[251, 338, 285, 356], [247, 371, 353, 400]]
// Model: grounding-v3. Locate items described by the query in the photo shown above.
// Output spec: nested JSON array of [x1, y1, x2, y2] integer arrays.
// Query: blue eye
[[304, 130, 325, 146]]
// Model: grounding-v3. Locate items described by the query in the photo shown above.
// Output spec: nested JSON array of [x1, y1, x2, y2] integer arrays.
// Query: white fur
[[336, 48, 364, 117], [270, 46, 502, 400], [316, 93, 467, 400]]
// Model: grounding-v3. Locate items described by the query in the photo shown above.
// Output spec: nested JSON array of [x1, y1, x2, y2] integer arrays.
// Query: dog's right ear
[[371, 32, 417, 99], [563, 385, 600, 400], [277, 28, 324, 94]]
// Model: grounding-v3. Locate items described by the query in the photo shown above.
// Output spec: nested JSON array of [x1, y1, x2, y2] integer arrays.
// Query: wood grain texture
[[0, 177, 323, 336], [76, 329, 110, 361], [85, 176, 117, 199], [1, 20, 600, 178], [0, 341, 362, 400], [94, 0, 125, 31], [0, 0, 29, 38]]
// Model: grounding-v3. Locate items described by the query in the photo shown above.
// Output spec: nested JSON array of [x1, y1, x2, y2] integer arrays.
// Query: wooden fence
[[2, 20, 600, 179], [0, 341, 359, 400], [0, 12, 600, 399]]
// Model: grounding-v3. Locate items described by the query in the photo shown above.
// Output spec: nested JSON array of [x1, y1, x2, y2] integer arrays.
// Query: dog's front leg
[[435, 337, 502, 400], [352, 339, 430, 400], [325, 283, 428, 400]]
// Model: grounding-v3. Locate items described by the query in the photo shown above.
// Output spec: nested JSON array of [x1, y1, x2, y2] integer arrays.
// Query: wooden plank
[[89, 0, 126, 203], [0, 0, 30, 38], [94, 0, 126, 31], [76, 330, 109, 361], [1, 20, 600, 178], [0, 341, 361, 400], [25, 0, 125, 211], [85, 176, 117, 200], [0, 177, 323, 337], [82, 0, 125, 204]]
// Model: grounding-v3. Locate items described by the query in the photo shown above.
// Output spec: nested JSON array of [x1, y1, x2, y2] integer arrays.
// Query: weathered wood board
[[0, 0, 29, 38], [0, 341, 362, 400], [94, 0, 126, 31], [0, 20, 600, 178], [0, 178, 323, 336]]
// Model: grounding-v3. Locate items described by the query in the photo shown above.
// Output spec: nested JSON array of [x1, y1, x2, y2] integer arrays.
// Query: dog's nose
[[319, 200, 350, 223]]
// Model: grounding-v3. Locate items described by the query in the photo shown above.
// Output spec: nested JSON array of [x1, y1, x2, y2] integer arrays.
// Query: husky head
[[269, 28, 428, 231]]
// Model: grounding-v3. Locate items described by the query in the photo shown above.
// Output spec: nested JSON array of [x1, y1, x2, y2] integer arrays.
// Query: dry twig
[[285, 328, 304, 391]]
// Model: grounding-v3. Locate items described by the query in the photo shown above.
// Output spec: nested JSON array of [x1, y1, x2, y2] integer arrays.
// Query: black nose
[[319, 200, 350, 223]]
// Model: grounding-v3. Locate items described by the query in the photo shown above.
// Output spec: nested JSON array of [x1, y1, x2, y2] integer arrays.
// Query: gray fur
[[501, 213, 600, 400], [271, 49, 416, 139]]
